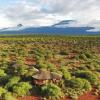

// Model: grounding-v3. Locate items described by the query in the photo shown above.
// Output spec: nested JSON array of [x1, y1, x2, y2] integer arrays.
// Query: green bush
[[17, 66, 28, 76], [0, 87, 7, 97], [74, 71, 97, 85], [13, 82, 32, 96], [65, 88, 84, 100], [65, 78, 92, 91], [79, 54, 87, 60], [60, 66, 71, 80], [47, 63, 57, 71], [85, 52, 93, 59], [5, 76, 20, 90], [0, 69, 7, 77], [82, 79, 92, 91], [65, 78, 84, 89], [59, 51, 68, 55], [3, 92, 17, 100], [41, 83, 64, 100], [95, 80, 100, 90]]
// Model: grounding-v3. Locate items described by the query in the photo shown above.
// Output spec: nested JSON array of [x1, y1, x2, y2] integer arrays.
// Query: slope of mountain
[[0, 20, 100, 35], [52, 20, 75, 28]]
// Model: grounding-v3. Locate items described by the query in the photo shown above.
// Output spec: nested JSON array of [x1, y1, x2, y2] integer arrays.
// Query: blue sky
[[0, 0, 100, 31]]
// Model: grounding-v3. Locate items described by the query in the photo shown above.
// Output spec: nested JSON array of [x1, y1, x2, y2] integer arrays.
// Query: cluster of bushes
[[74, 70, 97, 85]]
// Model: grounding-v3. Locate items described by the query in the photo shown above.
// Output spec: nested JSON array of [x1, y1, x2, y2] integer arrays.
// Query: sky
[[0, 0, 100, 31]]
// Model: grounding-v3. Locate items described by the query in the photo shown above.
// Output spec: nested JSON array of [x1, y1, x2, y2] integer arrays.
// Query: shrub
[[65, 88, 84, 100], [95, 80, 100, 90], [59, 51, 68, 55], [17, 66, 28, 76], [13, 82, 32, 96], [60, 66, 71, 80], [74, 70, 97, 85], [82, 79, 92, 91], [65, 78, 92, 91], [47, 63, 57, 71], [0, 87, 7, 97], [0, 69, 6, 77], [85, 52, 93, 59], [3, 92, 17, 100], [5, 76, 20, 90], [80, 54, 88, 60], [41, 83, 64, 100], [65, 78, 84, 89]]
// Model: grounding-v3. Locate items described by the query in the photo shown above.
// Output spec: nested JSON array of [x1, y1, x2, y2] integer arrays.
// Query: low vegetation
[[0, 35, 99, 100]]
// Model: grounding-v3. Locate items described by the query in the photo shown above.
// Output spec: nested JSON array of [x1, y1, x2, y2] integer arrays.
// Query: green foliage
[[5, 76, 20, 90], [59, 51, 68, 55], [82, 79, 92, 91], [79, 54, 87, 60], [65, 88, 85, 100], [47, 63, 57, 71], [95, 80, 100, 90], [3, 92, 17, 100], [17, 66, 28, 76], [84, 51, 94, 59], [0, 87, 7, 96], [60, 66, 71, 80], [65, 78, 92, 91], [0, 69, 6, 77], [13, 82, 32, 96], [41, 83, 64, 100], [25, 68, 38, 77], [66, 78, 84, 89], [74, 70, 97, 85]]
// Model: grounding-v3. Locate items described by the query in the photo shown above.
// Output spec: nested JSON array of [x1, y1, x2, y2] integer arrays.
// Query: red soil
[[19, 96, 40, 100], [24, 58, 36, 65], [19, 92, 100, 100], [78, 91, 100, 100]]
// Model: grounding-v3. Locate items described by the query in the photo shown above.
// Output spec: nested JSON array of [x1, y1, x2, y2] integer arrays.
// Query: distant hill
[[0, 20, 100, 35]]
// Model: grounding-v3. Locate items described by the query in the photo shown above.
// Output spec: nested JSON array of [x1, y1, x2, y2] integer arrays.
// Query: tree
[[13, 82, 32, 96]]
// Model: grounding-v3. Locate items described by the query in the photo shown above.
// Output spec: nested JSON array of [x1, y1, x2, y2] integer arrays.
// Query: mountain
[[0, 20, 100, 35], [52, 20, 75, 28]]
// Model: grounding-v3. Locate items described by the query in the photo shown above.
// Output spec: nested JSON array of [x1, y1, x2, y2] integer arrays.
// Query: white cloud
[[0, 0, 100, 31], [0, 15, 15, 28]]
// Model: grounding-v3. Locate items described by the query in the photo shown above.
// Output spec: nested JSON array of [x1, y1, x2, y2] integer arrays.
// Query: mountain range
[[0, 20, 100, 35]]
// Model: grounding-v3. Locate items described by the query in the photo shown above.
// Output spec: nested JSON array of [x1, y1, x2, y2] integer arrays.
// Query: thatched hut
[[32, 70, 62, 85]]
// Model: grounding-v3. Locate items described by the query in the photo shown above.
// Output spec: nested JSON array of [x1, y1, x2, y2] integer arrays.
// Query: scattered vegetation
[[0, 35, 99, 100]]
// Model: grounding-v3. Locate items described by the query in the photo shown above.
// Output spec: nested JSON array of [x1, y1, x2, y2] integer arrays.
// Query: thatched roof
[[51, 72, 62, 79], [32, 70, 51, 80], [32, 70, 62, 80]]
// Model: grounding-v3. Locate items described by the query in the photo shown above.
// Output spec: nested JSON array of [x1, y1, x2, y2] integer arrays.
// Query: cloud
[[0, 0, 100, 31]]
